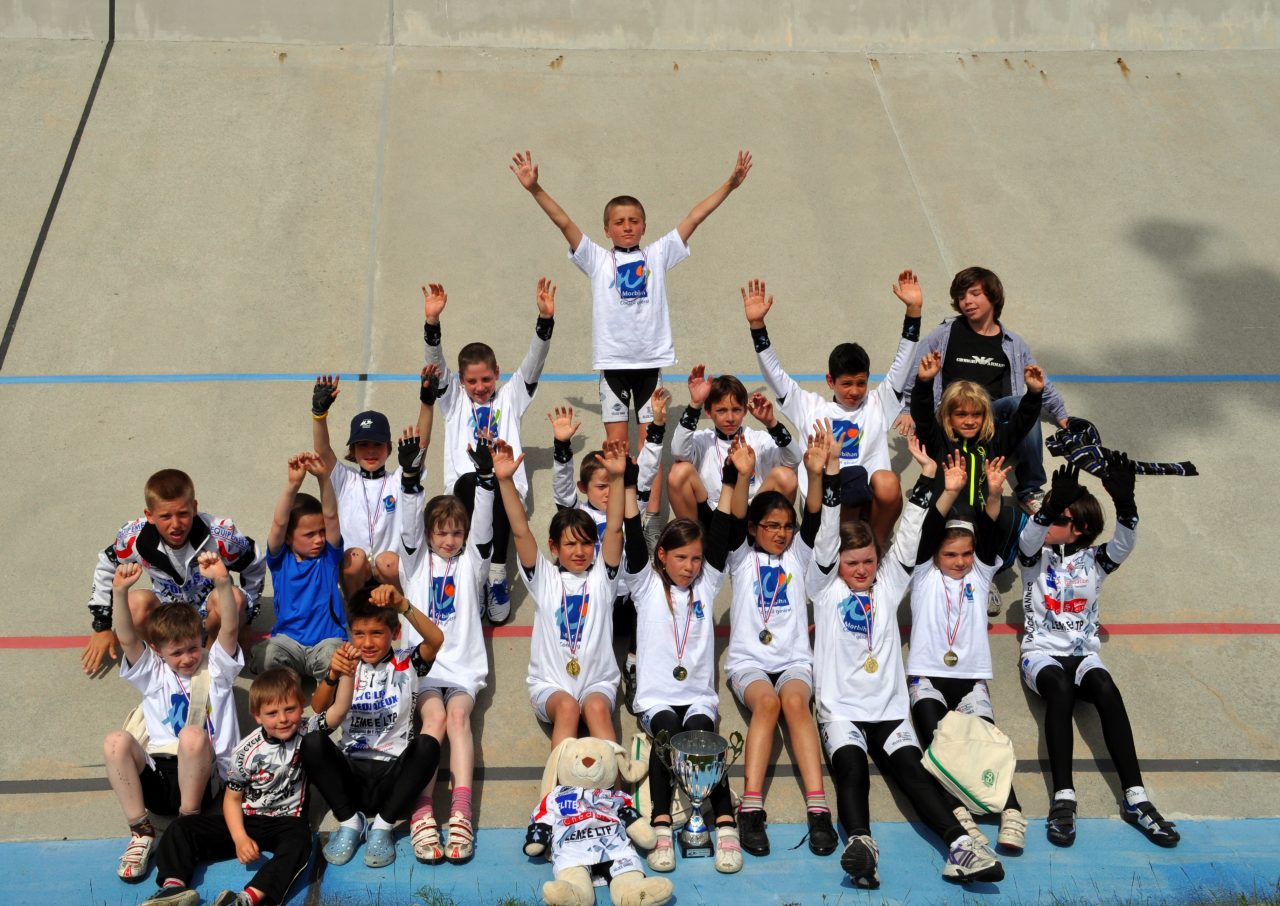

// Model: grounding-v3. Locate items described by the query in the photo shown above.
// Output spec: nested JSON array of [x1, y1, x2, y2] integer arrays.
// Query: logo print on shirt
[[837, 592, 872, 637], [753, 566, 792, 610], [615, 260, 648, 303], [164, 692, 190, 735], [382, 494, 396, 513], [692, 599, 706, 620], [469, 406, 502, 443], [832, 418, 862, 462], [431, 575, 457, 624], [1044, 564, 1087, 614], [557, 593, 589, 644]]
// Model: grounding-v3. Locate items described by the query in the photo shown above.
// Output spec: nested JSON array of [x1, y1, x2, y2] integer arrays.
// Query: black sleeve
[[994, 388, 1044, 455], [916, 499, 948, 566], [704, 509, 733, 572], [726, 513, 749, 553], [973, 507, 1000, 566], [799, 504, 821, 548], [623, 514, 648, 574], [909, 375, 944, 453]]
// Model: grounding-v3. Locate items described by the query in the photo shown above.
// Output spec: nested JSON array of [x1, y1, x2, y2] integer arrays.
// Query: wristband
[[91, 614, 113, 633], [312, 412, 328, 421], [821, 472, 841, 508], [323, 673, 339, 687], [645, 422, 666, 445], [624, 459, 639, 489], [767, 422, 792, 448], [679, 406, 701, 431], [750, 326, 771, 353], [721, 458, 740, 488], [535, 316, 554, 341], [907, 473, 935, 509], [902, 314, 922, 342], [553, 438, 574, 465], [401, 471, 423, 495], [423, 320, 442, 346]]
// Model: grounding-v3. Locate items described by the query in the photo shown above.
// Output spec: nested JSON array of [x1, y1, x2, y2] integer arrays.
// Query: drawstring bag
[[921, 711, 1016, 814], [122, 663, 212, 755]]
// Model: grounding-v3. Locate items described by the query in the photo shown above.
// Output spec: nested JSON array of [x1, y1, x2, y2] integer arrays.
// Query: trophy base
[[678, 829, 714, 859]]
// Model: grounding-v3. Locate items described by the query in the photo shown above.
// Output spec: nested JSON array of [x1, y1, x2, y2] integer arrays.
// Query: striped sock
[[806, 790, 830, 813], [739, 791, 764, 813], [242, 888, 264, 906], [412, 774, 438, 823], [452, 786, 473, 822]]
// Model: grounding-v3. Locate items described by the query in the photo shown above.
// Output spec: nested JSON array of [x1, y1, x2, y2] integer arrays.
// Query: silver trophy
[[654, 729, 744, 858]]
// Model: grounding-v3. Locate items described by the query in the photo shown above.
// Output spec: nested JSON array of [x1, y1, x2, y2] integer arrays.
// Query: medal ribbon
[[752, 550, 785, 632], [362, 473, 389, 548], [562, 581, 590, 659], [854, 590, 875, 661], [942, 578, 970, 652], [669, 587, 696, 667]]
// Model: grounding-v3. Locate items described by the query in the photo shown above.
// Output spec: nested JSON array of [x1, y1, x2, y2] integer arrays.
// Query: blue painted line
[[2, 819, 1276, 906], [1, 372, 1278, 386]]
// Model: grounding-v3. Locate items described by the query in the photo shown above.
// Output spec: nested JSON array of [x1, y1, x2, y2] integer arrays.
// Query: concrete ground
[[0, 14, 1278, 903]]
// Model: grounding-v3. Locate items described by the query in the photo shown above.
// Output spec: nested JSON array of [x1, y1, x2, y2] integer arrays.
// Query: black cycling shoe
[[1123, 799, 1180, 848], [1046, 798, 1077, 847], [736, 808, 769, 856], [807, 810, 838, 856]]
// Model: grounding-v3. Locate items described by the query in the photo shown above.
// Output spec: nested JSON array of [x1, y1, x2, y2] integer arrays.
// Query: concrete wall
[[4, 0, 1278, 50]]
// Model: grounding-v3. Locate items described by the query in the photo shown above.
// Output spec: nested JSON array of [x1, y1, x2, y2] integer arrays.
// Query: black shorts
[[599, 369, 662, 424], [140, 755, 217, 816], [839, 465, 871, 507]]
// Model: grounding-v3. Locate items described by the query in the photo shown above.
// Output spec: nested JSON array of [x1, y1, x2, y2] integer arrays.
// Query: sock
[[242, 888, 264, 906], [370, 815, 395, 833], [1054, 788, 1078, 803], [128, 813, 156, 838], [625, 652, 637, 671], [451, 786, 473, 822], [412, 787, 435, 823], [805, 789, 830, 813], [951, 833, 972, 849], [1124, 786, 1148, 807], [739, 791, 764, 813], [488, 562, 507, 584], [159, 878, 186, 890], [340, 812, 365, 832]]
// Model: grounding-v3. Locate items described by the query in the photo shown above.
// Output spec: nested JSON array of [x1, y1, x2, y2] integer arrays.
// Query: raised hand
[[942, 450, 967, 493], [510, 150, 540, 191], [329, 642, 359, 677], [421, 283, 448, 323], [468, 432, 495, 477], [650, 387, 671, 426], [891, 269, 923, 316], [891, 412, 915, 438], [548, 405, 581, 443], [687, 364, 712, 408], [984, 455, 1014, 498], [728, 150, 753, 190], [286, 453, 309, 487], [741, 278, 773, 328], [803, 429, 830, 476], [491, 438, 525, 482], [1101, 449, 1136, 501], [398, 427, 423, 474], [599, 439, 628, 478], [728, 433, 757, 475], [747, 392, 777, 428], [535, 277, 556, 319], [369, 584, 408, 614], [113, 562, 143, 589], [918, 350, 942, 382], [419, 364, 442, 406], [1024, 363, 1045, 393], [196, 550, 229, 581], [300, 450, 329, 479], [312, 374, 340, 417], [907, 434, 936, 478], [1046, 462, 1086, 513]]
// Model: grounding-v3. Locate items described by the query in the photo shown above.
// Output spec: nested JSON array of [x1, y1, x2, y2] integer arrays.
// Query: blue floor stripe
[[3, 818, 1276, 906]]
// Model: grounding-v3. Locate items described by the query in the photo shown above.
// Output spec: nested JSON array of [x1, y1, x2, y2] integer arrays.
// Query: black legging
[[911, 677, 1021, 812], [1034, 657, 1143, 793], [453, 472, 511, 565], [829, 721, 963, 846], [648, 708, 734, 825], [301, 733, 440, 823]]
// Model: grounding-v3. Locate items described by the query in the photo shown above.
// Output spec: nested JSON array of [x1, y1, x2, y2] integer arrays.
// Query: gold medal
[[566, 657, 581, 678], [673, 665, 688, 681], [759, 628, 773, 645], [864, 656, 879, 674], [943, 650, 959, 667]]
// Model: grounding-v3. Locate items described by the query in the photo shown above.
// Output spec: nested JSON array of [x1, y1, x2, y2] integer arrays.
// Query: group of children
[[85, 150, 1178, 904]]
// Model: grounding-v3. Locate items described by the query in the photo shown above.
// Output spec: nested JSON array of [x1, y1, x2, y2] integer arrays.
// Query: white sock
[[370, 815, 395, 833], [488, 563, 506, 583], [625, 652, 637, 670], [1124, 786, 1148, 807], [1054, 789, 1078, 803], [950, 833, 972, 848], [340, 812, 365, 832]]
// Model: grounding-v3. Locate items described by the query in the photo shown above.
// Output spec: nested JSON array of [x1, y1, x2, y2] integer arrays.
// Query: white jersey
[[723, 536, 814, 678], [396, 485, 492, 696], [627, 560, 725, 716], [329, 463, 405, 555], [670, 423, 800, 509], [571, 230, 690, 370], [120, 642, 243, 779], [756, 324, 917, 475], [809, 496, 926, 724], [341, 646, 433, 761], [1019, 516, 1137, 657], [907, 558, 998, 681], [530, 786, 645, 877], [523, 553, 621, 697], [225, 717, 326, 818]]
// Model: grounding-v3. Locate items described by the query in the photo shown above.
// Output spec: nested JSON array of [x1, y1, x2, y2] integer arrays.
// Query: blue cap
[[346, 410, 391, 446]]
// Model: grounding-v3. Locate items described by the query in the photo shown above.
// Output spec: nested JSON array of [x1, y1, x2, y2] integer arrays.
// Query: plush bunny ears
[[538, 737, 651, 799]]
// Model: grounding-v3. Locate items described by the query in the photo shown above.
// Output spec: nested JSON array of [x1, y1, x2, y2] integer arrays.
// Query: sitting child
[[139, 666, 352, 906], [743, 274, 922, 547], [102, 554, 244, 882], [260, 452, 347, 684], [82, 469, 264, 675]]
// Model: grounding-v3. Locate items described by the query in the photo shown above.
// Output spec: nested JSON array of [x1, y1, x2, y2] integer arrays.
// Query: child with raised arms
[[720, 421, 831, 859], [629, 438, 751, 875], [668, 367, 800, 523], [139, 667, 352, 906], [743, 275, 922, 548], [102, 553, 244, 882], [421, 279, 555, 623], [807, 428, 1005, 887], [82, 469, 264, 676], [906, 453, 1027, 853], [499, 437, 629, 747], [1019, 458, 1179, 849]]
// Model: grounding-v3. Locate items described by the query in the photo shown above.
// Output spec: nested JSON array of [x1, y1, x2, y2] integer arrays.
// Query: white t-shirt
[[808, 498, 925, 724], [670, 424, 800, 509], [437, 370, 535, 498], [341, 646, 433, 761], [523, 553, 621, 696], [627, 561, 725, 716], [550, 458, 631, 599], [120, 642, 243, 779], [907, 559, 998, 680], [329, 463, 405, 555], [571, 230, 690, 370], [723, 538, 813, 678]]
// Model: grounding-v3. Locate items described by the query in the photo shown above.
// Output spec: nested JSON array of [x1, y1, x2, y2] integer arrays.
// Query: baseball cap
[[346, 410, 391, 446]]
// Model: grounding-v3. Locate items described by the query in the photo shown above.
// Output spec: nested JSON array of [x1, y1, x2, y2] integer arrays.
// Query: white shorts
[[819, 718, 919, 761], [638, 703, 718, 736], [416, 681, 476, 705], [530, 682, 618, 724], [727, 664, 814, 708], [907, 676, 995, 721], [1020, 651, 1108, 692]]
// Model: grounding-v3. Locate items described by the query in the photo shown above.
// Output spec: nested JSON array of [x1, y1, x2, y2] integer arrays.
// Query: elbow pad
[[423, 321, 442, 347], [535, 316, 554, 341], [679, 406, 701, 431], [767, 422, 792, 448], [646, 422, 667, 445], [553, 438, 574, 465]]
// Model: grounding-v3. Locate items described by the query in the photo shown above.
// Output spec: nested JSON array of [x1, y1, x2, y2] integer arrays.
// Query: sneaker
[[622, 658, 638, 715], [364, 826, 396, 868], [445, 811, 475, 863], [952, 806, 990, 848], [840, 835, 880, 889], [323, 818, 365, 865], [714, 825, 743, 874], [140, 887, 198, 906], [943, 835, 1005, 884], [987, 585, 1004, 617], [997, 808, 1027, 853], [485, 577, 511, 624], [411, 813, 445, 864], [117, 833, 155, 882], [807, 810, 838, 856], [647, 827, 675, 872], [1019, 493, 1043, 516], [1123, 799, 1180, 848], [736, 808, 769, 856], [1046, 799, 1077, 847], [210, 892, 252, 906]]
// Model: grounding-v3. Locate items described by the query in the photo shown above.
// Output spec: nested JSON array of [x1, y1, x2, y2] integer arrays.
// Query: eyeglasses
[[1051, 516, 1076, 528], [757, 522, 797, 533]]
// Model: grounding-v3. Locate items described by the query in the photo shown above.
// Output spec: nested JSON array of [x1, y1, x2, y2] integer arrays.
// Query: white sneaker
[[840, 834, 880, 889], [952, 806, 990, 848], [943, 835, 1004, 883], [714, 826, 743, 874], [646, 827, 675, 872], [117, 832, 155, 881], [997, 808, 1027, 853], [411, 813, 444, 864], [987, 585, 1004, 617]]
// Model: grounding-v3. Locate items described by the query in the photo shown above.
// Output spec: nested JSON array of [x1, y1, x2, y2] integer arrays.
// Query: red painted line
[[12, 623, 1280, 650]]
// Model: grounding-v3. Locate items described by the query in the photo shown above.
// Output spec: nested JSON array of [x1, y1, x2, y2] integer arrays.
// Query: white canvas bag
[[921, 711, 1016, 814]]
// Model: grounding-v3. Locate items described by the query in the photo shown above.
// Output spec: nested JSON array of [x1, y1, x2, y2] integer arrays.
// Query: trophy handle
[[726, 730, 745, 768]]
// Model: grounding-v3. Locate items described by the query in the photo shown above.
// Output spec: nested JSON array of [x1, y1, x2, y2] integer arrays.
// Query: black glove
[[624, 457, 639, 489], [419, 371, 442, 406], [468, 437, 494, 478], [397, 434, 423, 475], [721, 456, 740, 488], [1038, 463, 1087, 525], [312, 379, 338, 417], [1101, 450, 1137, 521]]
